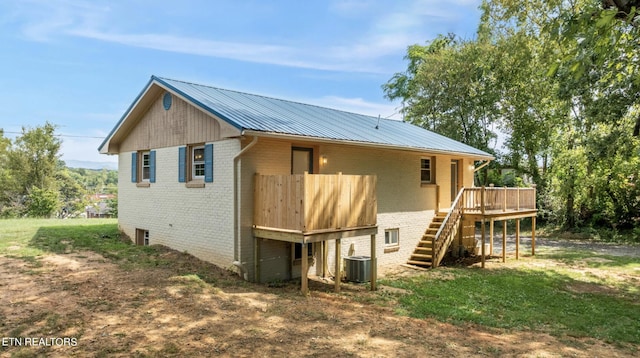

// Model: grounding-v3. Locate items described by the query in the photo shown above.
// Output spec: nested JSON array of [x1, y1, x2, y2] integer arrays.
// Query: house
[[99, 76, 536, 293], [85, 194, 115, 218]]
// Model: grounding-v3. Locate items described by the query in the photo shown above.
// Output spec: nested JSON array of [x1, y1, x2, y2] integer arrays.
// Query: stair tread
[[414, 246, 432, 251], [410, 253, 433, 259], [407, 260, 432, 267]]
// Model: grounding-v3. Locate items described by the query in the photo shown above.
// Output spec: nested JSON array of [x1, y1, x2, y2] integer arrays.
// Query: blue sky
[[0, 0, 482, 168]]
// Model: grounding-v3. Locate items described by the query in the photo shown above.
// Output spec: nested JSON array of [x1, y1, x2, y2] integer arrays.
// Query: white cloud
[[10, 0, 481, 73]]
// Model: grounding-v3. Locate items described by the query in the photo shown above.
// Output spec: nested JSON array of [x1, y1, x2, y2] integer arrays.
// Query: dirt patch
[[1, 247, 638, 357]]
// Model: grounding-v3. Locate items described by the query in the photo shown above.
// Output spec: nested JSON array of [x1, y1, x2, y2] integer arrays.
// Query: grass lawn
[[2, 218, 639, 352], [380, 250, 640, 346]]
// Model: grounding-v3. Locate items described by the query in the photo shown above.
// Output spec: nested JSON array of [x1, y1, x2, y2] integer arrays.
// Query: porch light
[[321, 155, 328, 165]]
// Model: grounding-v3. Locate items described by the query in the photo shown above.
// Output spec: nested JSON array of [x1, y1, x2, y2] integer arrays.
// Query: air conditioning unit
[[344, 256, 371, 283]]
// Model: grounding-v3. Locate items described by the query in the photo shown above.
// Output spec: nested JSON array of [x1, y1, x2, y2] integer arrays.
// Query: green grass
[[3, 219, 640, 348], [381, 252, 640, 345], [0, 218, 176, 270], [0, 218, 236, 286]]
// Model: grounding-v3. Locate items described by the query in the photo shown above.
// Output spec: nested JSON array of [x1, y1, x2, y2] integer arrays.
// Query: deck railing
[[433, 187, 465, 267], [462, 187, 536, 213], [254, 172, 377, 232]]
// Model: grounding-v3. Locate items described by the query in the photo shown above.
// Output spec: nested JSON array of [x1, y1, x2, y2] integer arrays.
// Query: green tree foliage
[[383, 34, 499, 154], [7, 122, 62, 193], [386, 0, 640, 232], [0, 123, 116, 218], [25, 187, 60, 218]]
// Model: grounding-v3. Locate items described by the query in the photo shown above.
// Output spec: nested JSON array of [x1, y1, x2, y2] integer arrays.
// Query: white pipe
[[232, 135, 258, 278]]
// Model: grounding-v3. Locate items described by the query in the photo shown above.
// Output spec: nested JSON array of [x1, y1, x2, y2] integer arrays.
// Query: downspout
[[232, 135, 258, 280]]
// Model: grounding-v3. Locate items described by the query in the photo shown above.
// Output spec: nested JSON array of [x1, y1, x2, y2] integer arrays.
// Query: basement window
[[293, 243, 313, 260], [384, 228, 400, 253], [135, 229, 150, 246]]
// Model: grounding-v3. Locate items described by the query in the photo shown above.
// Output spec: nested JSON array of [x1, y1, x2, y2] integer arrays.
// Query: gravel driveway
[[484, 234, 640, 258]]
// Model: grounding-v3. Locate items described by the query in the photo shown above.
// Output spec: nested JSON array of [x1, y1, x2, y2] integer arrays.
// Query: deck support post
[[481, 219, 486, 268], [322, 241, 328, 278], [531, 216, 536, 256], [502, 221, 507, 263], [254, 237, 261, 283], [370, 234, 377, 291], [515, 219, 520, 260], [301, 242, 309, 295], [335, 238, 341, 292], [489, 218, 494, 256]]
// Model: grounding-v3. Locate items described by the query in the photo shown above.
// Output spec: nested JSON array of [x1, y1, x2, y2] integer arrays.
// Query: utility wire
[[1, 130, 104, 139]]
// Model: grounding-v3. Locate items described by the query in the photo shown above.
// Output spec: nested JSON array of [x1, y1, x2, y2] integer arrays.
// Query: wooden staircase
[[407, 212, 447, 267], [407, 188, 466, 268]]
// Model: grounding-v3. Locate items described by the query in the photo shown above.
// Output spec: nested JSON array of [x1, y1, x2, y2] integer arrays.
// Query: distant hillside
[[66, 160, 118, 170]]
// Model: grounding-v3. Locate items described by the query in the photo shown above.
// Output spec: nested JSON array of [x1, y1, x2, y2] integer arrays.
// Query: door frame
[[291, 147, 314, 174]]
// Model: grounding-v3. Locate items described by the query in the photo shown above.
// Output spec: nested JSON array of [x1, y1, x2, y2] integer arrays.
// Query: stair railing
[[432, 187, 465, 267]]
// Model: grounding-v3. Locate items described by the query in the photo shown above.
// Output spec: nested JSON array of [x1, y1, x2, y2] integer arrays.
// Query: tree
[[8, 122, 62, 194], [25, 187, 59, 218], [386, 0, 640, 232], [383, 34, 500, 154]]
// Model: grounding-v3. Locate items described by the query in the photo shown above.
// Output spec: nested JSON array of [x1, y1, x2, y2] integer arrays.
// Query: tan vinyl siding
[[119, 92, 237, 152]]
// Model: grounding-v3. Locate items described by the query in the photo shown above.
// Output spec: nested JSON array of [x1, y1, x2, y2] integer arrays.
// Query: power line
[[1, 130, 105, 139]]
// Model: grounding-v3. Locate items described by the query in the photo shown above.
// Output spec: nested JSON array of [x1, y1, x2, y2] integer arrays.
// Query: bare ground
[[1, 239, 639, 357]]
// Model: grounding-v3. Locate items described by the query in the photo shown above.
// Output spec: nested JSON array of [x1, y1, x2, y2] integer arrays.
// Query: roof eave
[[242, 130, 494, 160], [98, 77, 157, 154]]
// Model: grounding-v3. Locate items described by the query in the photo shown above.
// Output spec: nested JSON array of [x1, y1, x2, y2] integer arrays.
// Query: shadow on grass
[[382, 266, 640, 345], [26, 223, 245, 288]]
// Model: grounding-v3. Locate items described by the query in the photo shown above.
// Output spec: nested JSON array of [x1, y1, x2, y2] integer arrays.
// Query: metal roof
[[100, 75, 492, 158]]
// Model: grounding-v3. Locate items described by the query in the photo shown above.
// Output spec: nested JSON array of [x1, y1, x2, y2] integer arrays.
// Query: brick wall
[[118, 139, 239, 269], [238, 138, 477, 282]]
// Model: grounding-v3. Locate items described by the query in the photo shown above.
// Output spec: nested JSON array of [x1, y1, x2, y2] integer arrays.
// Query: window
[[179, 144, 213, 184], [421, 158, 434, 184], [192, 146, 205, 180], [294, 243, 313, 260], [385, 228, 399, 246], [135, 229, 149, 246], [131, 150, 155, 185], [141, 151, 151, 181]]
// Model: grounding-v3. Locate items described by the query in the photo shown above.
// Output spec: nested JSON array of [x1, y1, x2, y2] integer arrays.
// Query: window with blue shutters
[[132, 150, 154, 186], [180, 143, 212, 186]]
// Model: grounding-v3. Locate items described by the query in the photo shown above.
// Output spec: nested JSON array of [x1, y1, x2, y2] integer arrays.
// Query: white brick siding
[[116, 134, 476, 283], [118, 139, 239, 269]]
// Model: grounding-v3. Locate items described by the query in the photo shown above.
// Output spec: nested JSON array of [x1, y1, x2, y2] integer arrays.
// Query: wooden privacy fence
[[254, 173, 377, 232], [462, 187, 536, 213]]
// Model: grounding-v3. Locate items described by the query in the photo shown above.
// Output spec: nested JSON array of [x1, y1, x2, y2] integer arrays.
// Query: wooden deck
[[253, 172, 378, 294], [408, 186, 538, 269], [462, 187, 538, 267]]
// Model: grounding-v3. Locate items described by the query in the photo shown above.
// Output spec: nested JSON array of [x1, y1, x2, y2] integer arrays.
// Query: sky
[[0, 0, 483, 169]]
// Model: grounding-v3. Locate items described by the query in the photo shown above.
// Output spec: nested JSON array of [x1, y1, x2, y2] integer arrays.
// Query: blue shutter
[[204, 143, 214, 183], [149, 150, 156, 183], [178, 147, 186, 183], [131, 152, 137, 182]]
